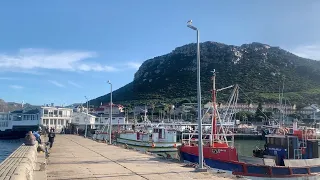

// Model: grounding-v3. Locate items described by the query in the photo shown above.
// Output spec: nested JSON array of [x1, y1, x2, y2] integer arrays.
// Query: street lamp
[[187, 20, 205, 171], [84, 96, 89, 138], [107, 80, 113, 145]]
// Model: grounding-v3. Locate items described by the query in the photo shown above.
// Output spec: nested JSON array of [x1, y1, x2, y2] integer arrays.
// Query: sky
[[0, 0, 319, 105]]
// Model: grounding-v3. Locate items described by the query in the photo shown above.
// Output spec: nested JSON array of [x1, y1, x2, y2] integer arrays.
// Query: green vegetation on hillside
[[89, 42, 320, 107]]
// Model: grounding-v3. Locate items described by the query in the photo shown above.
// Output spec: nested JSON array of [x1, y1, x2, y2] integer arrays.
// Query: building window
[[50, 119, 53, 125]]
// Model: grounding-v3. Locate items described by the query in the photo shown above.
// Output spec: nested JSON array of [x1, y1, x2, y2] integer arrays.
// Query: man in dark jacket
[[48, 129, 56, 149]]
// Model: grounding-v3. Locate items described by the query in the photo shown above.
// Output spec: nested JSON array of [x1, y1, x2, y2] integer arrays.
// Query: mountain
[[0, 99, 38, 112], [89, 42, 320, 107]]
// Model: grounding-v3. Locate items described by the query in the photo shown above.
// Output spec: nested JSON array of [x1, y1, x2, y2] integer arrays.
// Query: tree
[[235, 111, 248, 121], [163, 104, 169, 120], [246, 99, 252, 111], [265, 111, 273, 119], [255, 102, 265, 121]]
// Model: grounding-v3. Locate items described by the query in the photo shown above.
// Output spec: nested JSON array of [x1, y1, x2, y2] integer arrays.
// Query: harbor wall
[[0, 143, 38, 180]]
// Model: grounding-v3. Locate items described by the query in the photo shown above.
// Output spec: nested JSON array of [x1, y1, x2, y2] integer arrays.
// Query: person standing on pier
[[48, 129, 56, 149]]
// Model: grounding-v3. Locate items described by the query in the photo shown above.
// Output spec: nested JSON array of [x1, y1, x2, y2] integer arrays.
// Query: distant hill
[[89, 42, 320, 107], [0, 99, 39, 112]]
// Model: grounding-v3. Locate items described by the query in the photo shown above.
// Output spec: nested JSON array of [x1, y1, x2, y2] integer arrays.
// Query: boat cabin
[[152, 127, 177, 142], [263, 134, 319, 165]]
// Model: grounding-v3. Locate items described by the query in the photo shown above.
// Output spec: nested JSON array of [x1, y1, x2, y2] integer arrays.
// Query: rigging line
[[238, 86, 270, 121]]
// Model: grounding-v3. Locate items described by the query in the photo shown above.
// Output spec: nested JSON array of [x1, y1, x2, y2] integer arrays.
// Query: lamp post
[[187, 20, 205, 171], [84, 96, 89, 138], [107, 80, 113, 145]]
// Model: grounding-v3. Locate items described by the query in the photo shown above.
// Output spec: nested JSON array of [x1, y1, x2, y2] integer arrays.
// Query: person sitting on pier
[[24, 131, 36, 146], [33, 131, 42, 144]]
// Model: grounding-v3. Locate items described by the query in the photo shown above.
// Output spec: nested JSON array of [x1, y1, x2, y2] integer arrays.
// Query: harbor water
[[0, 140, 22, 163]]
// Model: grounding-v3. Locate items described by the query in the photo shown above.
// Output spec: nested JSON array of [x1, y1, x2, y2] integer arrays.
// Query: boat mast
[[211, 70, 217, 146], [144, 105, 147, 123]]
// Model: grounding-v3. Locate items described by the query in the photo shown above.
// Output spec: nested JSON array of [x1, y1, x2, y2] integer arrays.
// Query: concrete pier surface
[[46, 135, 236, 180]]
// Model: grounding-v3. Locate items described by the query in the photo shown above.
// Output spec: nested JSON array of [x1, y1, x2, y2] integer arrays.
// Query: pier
[[45, 135, 235, 180], [0, 141, 46, 180]]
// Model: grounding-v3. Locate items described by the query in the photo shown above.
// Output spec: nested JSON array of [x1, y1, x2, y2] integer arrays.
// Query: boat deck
[[46, 135, 234, 180]]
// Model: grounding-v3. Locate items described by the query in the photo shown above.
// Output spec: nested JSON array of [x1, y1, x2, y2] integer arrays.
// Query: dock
[[46, 135, 236, 180]]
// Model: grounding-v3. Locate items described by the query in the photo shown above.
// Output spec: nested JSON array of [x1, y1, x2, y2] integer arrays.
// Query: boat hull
[[179, 151, 320, 179], [0, 125, 38, 139], [92, 133, 109, 141], [117, 137, 180, 152]]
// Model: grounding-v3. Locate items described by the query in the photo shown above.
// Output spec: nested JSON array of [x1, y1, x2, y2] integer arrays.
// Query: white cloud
[[125, 62, 141, 70], [9, 85, 23, 89], [48, 80, 65, 87], [0, 77, 16, 80], [77, 63, 117, 72], [291, 45, 320, 60], [0, 48, 118, 72], [68, 81, 82, 88]]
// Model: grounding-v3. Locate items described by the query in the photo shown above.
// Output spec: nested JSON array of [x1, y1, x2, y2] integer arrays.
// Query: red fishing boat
[[179, 71, 320, 179]]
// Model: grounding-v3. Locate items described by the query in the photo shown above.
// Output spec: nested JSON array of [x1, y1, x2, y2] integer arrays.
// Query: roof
[[73, 112, 97, 118], [90, 113, 125, 118], [10, 110, 23, 114], [302, 104, 319, 111], [10, 108, 41, 114], [24, 109, 40, 114]]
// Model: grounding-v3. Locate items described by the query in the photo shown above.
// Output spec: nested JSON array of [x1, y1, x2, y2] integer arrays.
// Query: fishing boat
[[116, 109, 181, 152], [179, 71, 320, 179], [116, 126, 181, 152]]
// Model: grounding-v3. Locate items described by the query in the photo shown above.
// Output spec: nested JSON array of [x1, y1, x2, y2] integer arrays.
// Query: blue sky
[[0, 0, 319, 105]]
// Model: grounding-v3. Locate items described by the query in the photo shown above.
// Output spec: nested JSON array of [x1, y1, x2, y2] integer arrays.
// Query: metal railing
[[294, 149, 302, 159], [181, 132, 235, 147]]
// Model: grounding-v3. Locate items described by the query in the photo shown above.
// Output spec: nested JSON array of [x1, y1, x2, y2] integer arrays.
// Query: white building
[[0, 106, 73, 134], [71, 105, 126, 131], [298, 104, 320, 116], [94, 114, 125, 125], [40, 106, 73, 132], [72, 112, 96, 130]]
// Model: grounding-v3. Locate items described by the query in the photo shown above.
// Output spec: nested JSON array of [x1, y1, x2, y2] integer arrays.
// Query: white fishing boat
[[116, 126, 181, 152], [116, 107, 181, 152]]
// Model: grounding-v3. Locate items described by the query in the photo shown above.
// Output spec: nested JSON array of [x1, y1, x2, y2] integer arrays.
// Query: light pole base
[[195, 167, 207, 172]]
